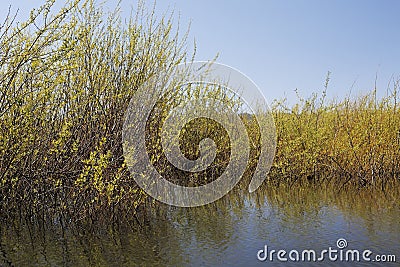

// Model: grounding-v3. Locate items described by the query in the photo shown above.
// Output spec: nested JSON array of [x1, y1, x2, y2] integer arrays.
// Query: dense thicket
[[0, 0, 190, 220], [269, 81, 400, 191], [1, 0, 398, 222]]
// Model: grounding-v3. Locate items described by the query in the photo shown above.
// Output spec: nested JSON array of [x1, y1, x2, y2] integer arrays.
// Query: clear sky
[[2, 0, 400, 105]]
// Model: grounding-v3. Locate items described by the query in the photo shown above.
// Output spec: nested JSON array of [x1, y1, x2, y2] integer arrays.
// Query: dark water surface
[[1, 185, 399, 266]]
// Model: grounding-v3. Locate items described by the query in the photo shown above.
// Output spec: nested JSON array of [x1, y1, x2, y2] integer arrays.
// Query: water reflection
[[1, 184, 399, 266]]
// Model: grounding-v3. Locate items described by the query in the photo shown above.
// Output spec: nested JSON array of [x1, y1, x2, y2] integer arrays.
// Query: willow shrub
[[0, 0, 192, 220], [269, 77, 400, 191], [1, 0, 398, 222]]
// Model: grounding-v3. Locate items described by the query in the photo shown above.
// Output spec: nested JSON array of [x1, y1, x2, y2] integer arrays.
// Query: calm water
[[1, 185, 399, 266]]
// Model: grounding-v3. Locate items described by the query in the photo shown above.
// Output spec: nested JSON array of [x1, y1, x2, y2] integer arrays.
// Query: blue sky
[[2, 0, 400, 105]]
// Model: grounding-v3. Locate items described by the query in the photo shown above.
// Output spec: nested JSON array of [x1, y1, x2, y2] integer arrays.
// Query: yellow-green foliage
[[1, 0, 398, 222], [270, 77, 400, 190], [0, 0, 189, 219]]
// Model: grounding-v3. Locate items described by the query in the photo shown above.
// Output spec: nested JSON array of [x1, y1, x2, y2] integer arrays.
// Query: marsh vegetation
[[0, 0, 399, 224]]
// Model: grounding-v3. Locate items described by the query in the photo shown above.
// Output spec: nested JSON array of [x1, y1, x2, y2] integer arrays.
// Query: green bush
[[0, 0, 190, 220], [1, 0, 398, 223], [270, 78, 400, 191]]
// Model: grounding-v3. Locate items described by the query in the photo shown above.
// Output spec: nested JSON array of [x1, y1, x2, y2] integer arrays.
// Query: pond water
[[1, 185, 399, 266]]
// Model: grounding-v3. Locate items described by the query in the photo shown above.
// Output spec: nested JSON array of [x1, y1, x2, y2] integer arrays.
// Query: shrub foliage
[[0, 0, 190, 219], [0, 0, 398, 221]]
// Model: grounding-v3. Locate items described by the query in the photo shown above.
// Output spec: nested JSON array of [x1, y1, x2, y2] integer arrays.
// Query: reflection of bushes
[[256, 181, 400, 227]]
